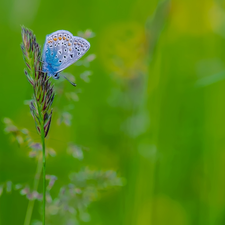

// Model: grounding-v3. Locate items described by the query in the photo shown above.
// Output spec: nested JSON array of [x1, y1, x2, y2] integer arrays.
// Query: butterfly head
[[53, 73, 60, 80]]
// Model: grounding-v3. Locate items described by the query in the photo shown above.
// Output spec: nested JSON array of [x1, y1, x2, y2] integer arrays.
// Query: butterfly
[[42, 30, 90, 86]]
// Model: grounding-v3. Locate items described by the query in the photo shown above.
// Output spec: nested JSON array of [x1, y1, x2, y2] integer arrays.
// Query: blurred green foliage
[[1, 0, 225, 224]]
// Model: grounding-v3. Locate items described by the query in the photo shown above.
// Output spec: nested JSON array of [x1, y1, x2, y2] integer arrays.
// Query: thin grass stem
[[37, 101, 46, 225], [41, 131, 46, 225], [21, 26, 54, 225], [24, 156, 42, 225]]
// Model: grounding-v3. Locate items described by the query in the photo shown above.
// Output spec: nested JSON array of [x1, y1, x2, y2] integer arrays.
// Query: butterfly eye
[[70, 54, 74, 58], [50, 45, 53, 48], [58, 50, 62, 54], [58, 42, 60, 45], [78, 52, 80, 55], [64, 49, 67, 52], [59, 60, 62, 63], [55, 44, 57, 47], [64, 55, 66, 58]]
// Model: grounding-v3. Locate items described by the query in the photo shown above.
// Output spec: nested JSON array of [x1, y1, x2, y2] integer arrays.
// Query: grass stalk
[[21, 26, 55, 225], [40, 111, 46, 225], [24, 156, 42, 225]]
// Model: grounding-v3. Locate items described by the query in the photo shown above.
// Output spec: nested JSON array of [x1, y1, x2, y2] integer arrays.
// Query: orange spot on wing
[[53, 38, 57, 41], [63, 36, 66, 40], [68, 43, 71, 46], [48, 40, 51, 43], [69, 48, 72, 51], [58, 37, 62, 40], [67, 38, 69, 41], [74, 42, 77, 45]]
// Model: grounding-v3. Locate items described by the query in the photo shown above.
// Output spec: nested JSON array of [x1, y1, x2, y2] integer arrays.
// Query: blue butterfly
[[42, 30, 90, 86]]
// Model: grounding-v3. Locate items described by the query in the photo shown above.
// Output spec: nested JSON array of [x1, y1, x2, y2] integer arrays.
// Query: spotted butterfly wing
[[42, 30, 90, 77]]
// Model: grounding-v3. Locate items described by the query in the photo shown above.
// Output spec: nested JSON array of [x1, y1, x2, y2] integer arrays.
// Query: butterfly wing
[[56, 36, 90, 73], [42, 30, 90, 75]]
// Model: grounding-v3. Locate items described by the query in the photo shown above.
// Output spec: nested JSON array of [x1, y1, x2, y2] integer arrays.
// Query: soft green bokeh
[[1, 0, 225, 224]]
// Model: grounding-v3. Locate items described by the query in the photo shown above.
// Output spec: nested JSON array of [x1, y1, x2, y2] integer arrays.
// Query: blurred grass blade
[[195, 71, 225, 87]]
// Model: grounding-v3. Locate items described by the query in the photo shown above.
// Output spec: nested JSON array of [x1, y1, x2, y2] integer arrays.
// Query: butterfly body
[[42, 30, 90, 80]]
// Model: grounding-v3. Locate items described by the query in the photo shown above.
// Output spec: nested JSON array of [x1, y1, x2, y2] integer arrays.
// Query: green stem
[[24, 156, 42, 225], [36, 101, 46, 225], [41, 129, 46, 225]]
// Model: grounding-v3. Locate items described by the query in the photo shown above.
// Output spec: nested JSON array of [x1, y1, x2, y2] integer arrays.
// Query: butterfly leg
[[37, 70, 52, 81]]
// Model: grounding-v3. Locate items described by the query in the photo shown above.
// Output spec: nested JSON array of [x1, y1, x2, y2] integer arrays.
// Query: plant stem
[[24, 156, 42, 225], [41, 127, 46, 225], [37, 101, 46, 225]]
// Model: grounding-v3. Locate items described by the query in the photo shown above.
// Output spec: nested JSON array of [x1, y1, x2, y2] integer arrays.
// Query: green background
[[1, 0, 225, 224]]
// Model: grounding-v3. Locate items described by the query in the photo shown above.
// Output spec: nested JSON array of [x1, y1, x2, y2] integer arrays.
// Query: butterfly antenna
[[62, 75, 77, 87]]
